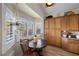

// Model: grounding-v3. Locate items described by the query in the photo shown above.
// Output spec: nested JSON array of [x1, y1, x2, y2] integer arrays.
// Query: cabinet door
[[55, 18, 61, 29], [49, 19, 55, 29], [61, 16, 70, 31], [69, 15, 79, 31], [49, 29, 56, 45], [61, 17, 67, 31], [55, 29, 61, 47], [65, 16, 70, 31], [49, 19, 56, 45], [62, 38, 68, 50], [68, 44, 79, 54]]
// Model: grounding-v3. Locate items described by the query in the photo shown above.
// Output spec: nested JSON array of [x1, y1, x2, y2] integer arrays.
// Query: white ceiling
[[9, 3, 79, 19], [16, 3, 42, 19], [39, 3, 79, 17]]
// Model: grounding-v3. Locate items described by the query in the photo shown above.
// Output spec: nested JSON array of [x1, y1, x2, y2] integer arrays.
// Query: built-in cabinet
[[68, 40, 79, 54], [44, 14, 79, 54], [61, 16, 70, 31], [62, 38, 68, 50], [69, 15, 79, 31], [61, 15, 79, 31], [44, 17, 62, 47], [49, 19, 56, 45], [62, 38, 79, 54], [55, 18, 61, 47]]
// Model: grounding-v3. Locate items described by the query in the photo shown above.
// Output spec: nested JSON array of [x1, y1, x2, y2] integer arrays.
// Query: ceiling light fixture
[[46, 3, 55, 7]]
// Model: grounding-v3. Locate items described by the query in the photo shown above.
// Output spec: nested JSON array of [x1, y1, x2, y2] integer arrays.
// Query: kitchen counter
[[61, 37, 79, 54], [68, 39, 79, 44], [62, 37, 79, 44], [62, 37, 79, 40]]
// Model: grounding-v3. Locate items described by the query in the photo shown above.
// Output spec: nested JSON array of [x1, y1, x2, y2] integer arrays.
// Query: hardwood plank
[[43, 46, 79, 56]]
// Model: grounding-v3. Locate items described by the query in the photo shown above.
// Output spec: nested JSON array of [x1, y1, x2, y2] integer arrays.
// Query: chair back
[[20, 39, 29, 54]]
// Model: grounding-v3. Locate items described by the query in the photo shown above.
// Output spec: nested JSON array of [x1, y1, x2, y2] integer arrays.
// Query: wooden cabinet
[[68, 40, 79, 54], [55, 18, 61, 29], [62, 39, 79, 54], [61, 15, 79, 31], [68, 43, 79, 54], [49, 19, 55, 29], [44, 14, 79, 49], [62, 38, 79, 54], [61, 38, 68, 50], [49, 29, 56, 45], [61, 16, 70, 31], [49, 18, 61, 47], [55, 29, 61, 47], [49, 19, 56, 45], [69, 15, 79, 31], [44, 18, 61, 47], [54, 18, 62, 47], [65, 16, 70, 31], [61, 18, 66, 31]]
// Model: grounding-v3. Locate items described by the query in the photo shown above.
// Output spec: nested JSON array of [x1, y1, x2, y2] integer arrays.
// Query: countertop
[[62, 37, 79, 43]]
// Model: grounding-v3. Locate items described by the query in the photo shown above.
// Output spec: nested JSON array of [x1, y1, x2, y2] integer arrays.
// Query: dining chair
[[20, 39, 29, 56], [20, 39, 37, 56]]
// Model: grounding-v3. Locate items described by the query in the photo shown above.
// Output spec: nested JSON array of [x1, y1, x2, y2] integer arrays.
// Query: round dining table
[[28, 39, 46, 56]]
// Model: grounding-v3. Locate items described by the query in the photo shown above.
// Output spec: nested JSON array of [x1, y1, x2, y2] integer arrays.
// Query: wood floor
[[43, 46, 79, 56]]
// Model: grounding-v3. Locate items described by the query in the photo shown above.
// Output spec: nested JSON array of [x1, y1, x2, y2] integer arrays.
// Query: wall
[[0, 3, 2, 56]]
